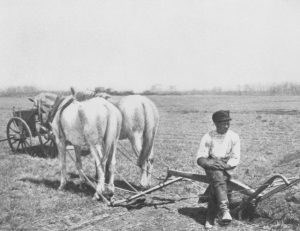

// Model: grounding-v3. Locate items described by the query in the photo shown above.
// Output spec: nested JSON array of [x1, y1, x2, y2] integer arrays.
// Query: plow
[[1, 95, 300, 223], [108, 167, 300, 219], [72, 143, 300, 220]]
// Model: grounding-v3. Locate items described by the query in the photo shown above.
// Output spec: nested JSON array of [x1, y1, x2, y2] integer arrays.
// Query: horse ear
[[70, 87, 76, 96]]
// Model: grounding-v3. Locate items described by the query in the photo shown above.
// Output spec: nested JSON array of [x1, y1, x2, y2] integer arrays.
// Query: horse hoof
[[139, 184, 151, 191], [77, 180, 86, 190], [108, 195, 115, 203], [58, 185, 66, 191], [78, 183, 84, 191], [93, 193, 100, 201]]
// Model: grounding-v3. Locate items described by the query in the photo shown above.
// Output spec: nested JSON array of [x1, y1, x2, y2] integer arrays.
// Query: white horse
[[30, 92, 122, 201], [95, 93, 160, 188]]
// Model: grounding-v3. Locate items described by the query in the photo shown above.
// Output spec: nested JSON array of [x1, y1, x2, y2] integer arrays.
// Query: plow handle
[[247, 174, 290, 202], [167, 169, 210, 183], [167, 169, 255, 196]]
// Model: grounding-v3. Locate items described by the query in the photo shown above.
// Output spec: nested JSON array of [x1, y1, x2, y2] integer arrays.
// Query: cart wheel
[[37, 130, 58, 158], [6, 117, 32, 153]]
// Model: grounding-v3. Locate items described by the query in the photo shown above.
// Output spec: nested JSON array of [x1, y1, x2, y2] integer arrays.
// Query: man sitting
[[196, 110, 241, 229]]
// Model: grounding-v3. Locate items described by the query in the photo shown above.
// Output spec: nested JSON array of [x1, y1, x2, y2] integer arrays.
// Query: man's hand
[[197, 157, 233, 170]]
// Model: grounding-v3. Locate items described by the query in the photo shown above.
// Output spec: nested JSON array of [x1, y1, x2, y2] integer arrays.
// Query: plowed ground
[[0, 95, 299, 230]]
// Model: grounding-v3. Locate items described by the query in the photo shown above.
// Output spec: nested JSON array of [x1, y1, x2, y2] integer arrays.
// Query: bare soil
[[0, 95, 299, 230]]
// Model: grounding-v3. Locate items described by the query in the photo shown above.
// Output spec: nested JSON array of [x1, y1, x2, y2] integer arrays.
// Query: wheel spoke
[[16, 142, 21, 150], [7, 118, 32, 154], [9, 127, 21, 134], [12, 120, 21, 131], [21, 142, 27, 153], [21, 128, 27, 136], [24, 140, 31, 147], [10, 139, 18, 145], [23, 142, 29, 153]]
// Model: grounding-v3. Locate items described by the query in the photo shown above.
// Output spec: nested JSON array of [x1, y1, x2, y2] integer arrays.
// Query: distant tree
[[94, 87, 106, 93], [268, 82, 300, 95], [168, 85, 177, 91], [141, 90, 155, 95], [150, 84, 163, 92], [243, 84, 253, 94], [0, 86, 40, 97]]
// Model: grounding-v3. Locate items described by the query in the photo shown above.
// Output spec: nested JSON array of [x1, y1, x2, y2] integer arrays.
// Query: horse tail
[[77, 104, 88, 129], [103, 103, 121, 158], [139, 97, 159, 164]]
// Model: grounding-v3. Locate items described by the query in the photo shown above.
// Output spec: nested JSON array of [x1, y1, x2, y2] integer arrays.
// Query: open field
[[0, 95, 300, 230]]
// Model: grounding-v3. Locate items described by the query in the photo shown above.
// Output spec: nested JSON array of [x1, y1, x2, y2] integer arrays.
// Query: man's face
[[215, 120, 230, 134]]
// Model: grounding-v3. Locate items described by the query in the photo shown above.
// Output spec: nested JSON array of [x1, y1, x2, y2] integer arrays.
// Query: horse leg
[[139, 130, 156, 188], [129, 132, 148, 187], [95, 162, 99, 182], [57, 139, 67, 190], [104, 141, 117, 199], [89, 144, 105, 201], [139, 153, 154, 189], [74, 145, 85, 188], [144, 148, 154, 188], [129, 132, 143, 159]]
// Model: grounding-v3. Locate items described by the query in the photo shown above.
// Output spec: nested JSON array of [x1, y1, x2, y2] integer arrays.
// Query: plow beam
[[167, 169, 255, 196], [111, 177, 183, 206]]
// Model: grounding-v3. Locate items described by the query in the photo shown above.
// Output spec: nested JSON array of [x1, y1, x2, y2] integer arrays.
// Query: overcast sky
[[0, 0, 299, 92]]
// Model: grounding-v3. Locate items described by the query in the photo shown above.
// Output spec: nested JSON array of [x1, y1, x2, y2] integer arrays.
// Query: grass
[[0, 95, 300, 230]]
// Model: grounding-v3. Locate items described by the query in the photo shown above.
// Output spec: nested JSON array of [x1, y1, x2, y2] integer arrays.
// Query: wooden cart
[[4, 102, 57, 157]]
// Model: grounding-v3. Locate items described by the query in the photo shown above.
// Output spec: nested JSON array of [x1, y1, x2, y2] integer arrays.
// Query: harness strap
[[45, 96, 74, 139], [57, 98, 74, 139], [47, 96, 65, 124]]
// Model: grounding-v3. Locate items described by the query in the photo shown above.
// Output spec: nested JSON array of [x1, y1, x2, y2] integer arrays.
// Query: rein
[[43, 96, 74, 139], [47, 96, 66, 124], [57, 97, 74, 139]]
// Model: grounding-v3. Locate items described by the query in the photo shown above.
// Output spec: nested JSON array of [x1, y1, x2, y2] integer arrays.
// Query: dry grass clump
[[0, 95, 300, 230]]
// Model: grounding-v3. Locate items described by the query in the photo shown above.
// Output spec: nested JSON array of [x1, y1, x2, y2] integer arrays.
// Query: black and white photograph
[[0, 0, 300, 230]]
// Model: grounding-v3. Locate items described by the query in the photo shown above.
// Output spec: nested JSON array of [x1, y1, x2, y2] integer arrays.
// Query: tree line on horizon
[[0, 82, 299, 97], [144, 82, 300, 96]]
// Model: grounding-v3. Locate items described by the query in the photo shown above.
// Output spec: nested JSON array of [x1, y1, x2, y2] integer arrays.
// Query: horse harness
[[46, 96, 74, 139]]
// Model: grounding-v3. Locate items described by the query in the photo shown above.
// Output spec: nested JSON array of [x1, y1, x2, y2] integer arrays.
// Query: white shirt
[[196, 129, 241, 167]]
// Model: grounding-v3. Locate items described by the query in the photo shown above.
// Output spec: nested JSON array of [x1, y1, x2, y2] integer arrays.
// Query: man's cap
[[212, 110, 232, 123]]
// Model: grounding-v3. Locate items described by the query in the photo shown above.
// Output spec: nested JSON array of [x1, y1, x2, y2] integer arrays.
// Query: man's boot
[[218, 200, 232, 224]]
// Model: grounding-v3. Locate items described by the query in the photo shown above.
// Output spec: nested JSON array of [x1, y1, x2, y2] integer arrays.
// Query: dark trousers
[[205, 169, 230, 205]]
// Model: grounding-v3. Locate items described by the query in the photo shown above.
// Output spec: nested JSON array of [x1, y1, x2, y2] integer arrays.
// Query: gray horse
[[77, 91, 160, 188], [30, 92, 122, 201]]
